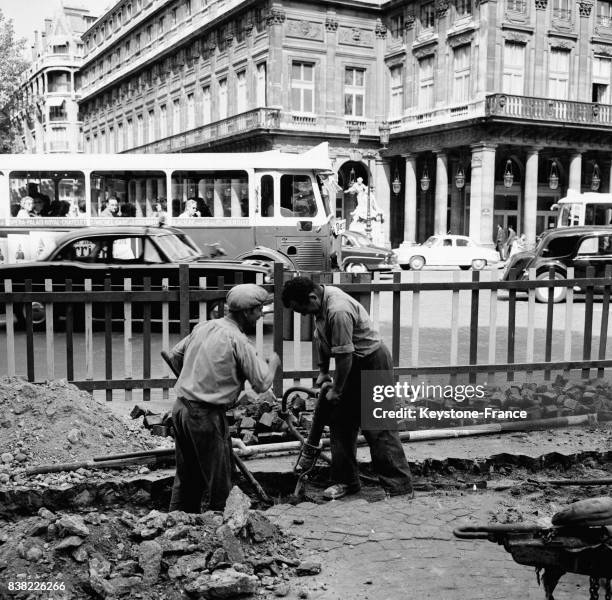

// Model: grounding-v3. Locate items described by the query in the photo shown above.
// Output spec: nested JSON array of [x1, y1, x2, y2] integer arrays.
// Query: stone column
[[434, 151, 448, 235], [569, 152, 582, 191], [449, 158, 462, 233], [524, 148, 540, 244], [374, 19, 387, 123], [324, 11, 339, 117], [403, 153, 417, 244], [578, 1, 594, 102], [470, 144, 497, 246], [266, 6, 286, 108], [375, 157, 391, 246], [533, 0, 548, 97]]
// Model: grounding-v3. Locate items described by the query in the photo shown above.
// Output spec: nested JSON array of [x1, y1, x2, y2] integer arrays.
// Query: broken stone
[[115, 560, 139, 576], [184, 568, 259, 599], [26, 518, 50, 537], [247, 511, 278, 542], [207, 548, 228, 571], [38, 507, 55, 520], [72, 546, 88, 563], [216, 524, 245, 563], [223, 486, 251, 533], [1, 453, 13, 464], [138, 540, 163, 585], [25, 544, 43, 562], [273, 582, 290, 597], [89, 556, 112, 578], [167, 552, 209, 580], [296, 561, 321, 576], [66, 428, 81, 444], [57, 515, 90, 537], [55, 536, 84, 550], [90, 574, 142, 598]]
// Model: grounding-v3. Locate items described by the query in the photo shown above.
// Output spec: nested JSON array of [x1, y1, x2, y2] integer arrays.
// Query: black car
[[337, 231, 398, 273], [501, 226, 612, 302], [0, 226, 273, 327]]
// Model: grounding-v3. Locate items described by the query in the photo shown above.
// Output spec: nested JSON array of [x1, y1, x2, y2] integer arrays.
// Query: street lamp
[[392, 167, 402, 195], [379, 121, 390, 150], [549, 160, 559, 190], [503, 159, 514, 188], [455, 165, 465, 189], [592, 162, 601, 191], [420, 164, 430, 191]]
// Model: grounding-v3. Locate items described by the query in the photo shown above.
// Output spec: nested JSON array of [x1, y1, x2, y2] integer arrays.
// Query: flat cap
[[226, 284, 273, 312]]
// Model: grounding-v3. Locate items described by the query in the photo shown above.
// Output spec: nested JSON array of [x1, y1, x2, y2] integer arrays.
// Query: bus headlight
[[264, 274, 272, 284]]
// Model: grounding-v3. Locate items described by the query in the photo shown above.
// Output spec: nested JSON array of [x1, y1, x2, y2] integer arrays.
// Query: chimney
[[45, 18, 52, 36]]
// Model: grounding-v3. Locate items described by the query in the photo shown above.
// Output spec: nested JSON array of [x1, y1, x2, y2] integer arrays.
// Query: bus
[[0, 143, 345, 269], [554, 189, 612, 228]]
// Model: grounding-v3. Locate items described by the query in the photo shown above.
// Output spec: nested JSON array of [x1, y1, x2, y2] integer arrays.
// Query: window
[[453, 45, 471, 103], [218, 78, 228, 119], [109, 126, 115, 153], [127, 118, 134, 147], [390, 14, 404, 39], [389, 65, 403, 119], [125, 40, 131, 56], [58, 239, 106, 262], [185, 0, 192, 15], [127, 3, 132, 18], [420, 3, 435, 30], [186, 93, 195, 129], [117, 122, 124, 152], [160, 104, 168, 137], [158, 17, 165, 34], [548, 48, 570, 100], [236, 71, 247, 113], [344, 67, 365, 117], [202, 86, 211, 124], [48, 72, 70, 93], [137, 114, 143, 145], [172, 7, 178, 24], [9, 171, 86, 218], [135, 33, 141, 52], [147, 109, 155, 142], [280, 175, 317, 218], [418, 55, 435, 110], [503, 41, 525, 94], [173, 98, 181, 132], [261, 174, 274, 217], [593, 56, 611, 103], [456, 0, 472, 18], [170, 170, 249, 218], [100, 130, 106, 153], [49, 104, 68, 121], [598, 0, 612, 25], [147, 25, 153, 42], [90, 170, 167, 217], [291, 62, 314, 113], [553, 0, 571, 19], [256, 63, 266, 106]]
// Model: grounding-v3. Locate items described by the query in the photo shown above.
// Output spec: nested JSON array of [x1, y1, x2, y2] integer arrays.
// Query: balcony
[[128, 107, 281, 153], [485, 93, 612, 128]]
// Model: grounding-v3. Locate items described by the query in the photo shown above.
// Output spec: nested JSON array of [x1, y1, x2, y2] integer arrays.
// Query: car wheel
[[19, 301, 47, 330], [459, 265, 470, 271], [535, 272, 567, 303], [344, 262, 369, 274], [409, 256, 425, 270], [472, 259, 486, 270]]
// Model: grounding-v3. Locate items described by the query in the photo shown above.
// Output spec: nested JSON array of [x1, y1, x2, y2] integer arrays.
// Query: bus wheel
[[344, 262, 368, 274], [535, 272, 567, 303]]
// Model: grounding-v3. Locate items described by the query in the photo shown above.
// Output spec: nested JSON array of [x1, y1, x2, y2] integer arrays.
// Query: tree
[[0, 9, 29, 153]]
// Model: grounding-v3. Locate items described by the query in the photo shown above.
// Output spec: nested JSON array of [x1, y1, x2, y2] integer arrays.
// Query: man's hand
[[324, 387, 342, 406], [266, 352, 281, 374], [231, 438, 253, 457], [315, 372, 333, 387]]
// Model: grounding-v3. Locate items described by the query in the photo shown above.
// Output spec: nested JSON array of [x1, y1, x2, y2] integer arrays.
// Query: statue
[[344, 177, 385, 245]]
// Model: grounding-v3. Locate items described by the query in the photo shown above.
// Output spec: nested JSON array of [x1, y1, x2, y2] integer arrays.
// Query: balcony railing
[[485, 93, 612, 127], [127, 107, 281, 153]]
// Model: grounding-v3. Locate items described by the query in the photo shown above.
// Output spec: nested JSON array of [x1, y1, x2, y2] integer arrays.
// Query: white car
[[395, 235, 500, 270]]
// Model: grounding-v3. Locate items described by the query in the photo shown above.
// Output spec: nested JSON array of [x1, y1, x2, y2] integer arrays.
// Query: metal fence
[[1, 263, 611, 400]]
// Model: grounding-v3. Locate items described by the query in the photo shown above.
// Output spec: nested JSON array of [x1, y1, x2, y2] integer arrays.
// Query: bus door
[[254, 172, 278, 249]]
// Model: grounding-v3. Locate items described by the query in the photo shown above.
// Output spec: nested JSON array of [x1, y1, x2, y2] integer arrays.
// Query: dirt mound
[[0, 487, 320, 599], [0, 377, 172, 485]]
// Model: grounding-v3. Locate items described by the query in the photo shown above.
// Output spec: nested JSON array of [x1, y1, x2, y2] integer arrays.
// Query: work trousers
[[169, 397, 233, 513], [326, 344, 413, 495]]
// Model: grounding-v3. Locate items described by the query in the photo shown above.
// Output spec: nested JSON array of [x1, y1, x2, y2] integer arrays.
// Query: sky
[[2, 0, 106, 49]]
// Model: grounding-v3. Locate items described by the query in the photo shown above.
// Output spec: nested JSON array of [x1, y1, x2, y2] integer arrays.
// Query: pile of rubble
[[0, 377, 172, 487], [0, 487, 321, 599]]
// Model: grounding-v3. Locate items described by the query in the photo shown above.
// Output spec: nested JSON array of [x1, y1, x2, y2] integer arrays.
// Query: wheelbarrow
[[454, 522, 612, 599]]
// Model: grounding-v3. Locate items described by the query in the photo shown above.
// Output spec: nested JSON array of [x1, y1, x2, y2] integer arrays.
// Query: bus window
[[9, 171, 85, 218], [280, 174, 317, 217], [171, 170, 249, 218], [585, 204, 612, 225], [261, 174, 274, 217], [91, 171, 166, 217]]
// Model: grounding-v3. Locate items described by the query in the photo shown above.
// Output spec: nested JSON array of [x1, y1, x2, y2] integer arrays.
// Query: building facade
[[75, 0, 612, 247], [10, 4, 98, 154]]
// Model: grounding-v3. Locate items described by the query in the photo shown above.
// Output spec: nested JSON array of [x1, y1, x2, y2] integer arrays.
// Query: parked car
[[337, 231, 398, 273], [395, 235, 500, 270], [501, 226, 612, 303], [0, 226, 274, 328]]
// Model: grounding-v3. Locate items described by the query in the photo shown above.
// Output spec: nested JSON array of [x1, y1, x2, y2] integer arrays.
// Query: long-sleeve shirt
[[314, 285, 381, 358], [169, 317, 274, 406]]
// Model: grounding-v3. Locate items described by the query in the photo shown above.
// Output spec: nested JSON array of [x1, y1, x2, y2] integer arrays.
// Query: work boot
[[294, 441, 321, 473], [322, 483, 361, 500]]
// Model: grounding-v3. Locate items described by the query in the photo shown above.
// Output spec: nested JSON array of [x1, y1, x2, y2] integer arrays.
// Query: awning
[[47, 97, 66, 107]]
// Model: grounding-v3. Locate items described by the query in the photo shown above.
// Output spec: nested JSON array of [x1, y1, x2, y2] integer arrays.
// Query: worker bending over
[[282, 277, 413, 500], [167, 284, 280, 512]]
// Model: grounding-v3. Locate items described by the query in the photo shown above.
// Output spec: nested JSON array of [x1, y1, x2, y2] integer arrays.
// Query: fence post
[[273, 262, 284, 397], [469, 270, 480, 384], [179, 264, 190, 339], [598, 265, 611, 379]]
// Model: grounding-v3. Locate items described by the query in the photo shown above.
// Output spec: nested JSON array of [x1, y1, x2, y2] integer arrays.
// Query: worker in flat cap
[[167, 283, 280, 512]]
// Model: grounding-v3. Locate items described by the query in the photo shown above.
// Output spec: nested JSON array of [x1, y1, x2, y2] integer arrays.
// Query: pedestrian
[[505, 226, 517, 259], [495, 225, 507, 260], [281, 277, 413, 500], [167, 283, 281, 512], [509, 233, 527, 257]]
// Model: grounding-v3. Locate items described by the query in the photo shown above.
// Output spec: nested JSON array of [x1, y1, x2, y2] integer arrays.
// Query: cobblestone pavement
[[266, 492, 586, 600]]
